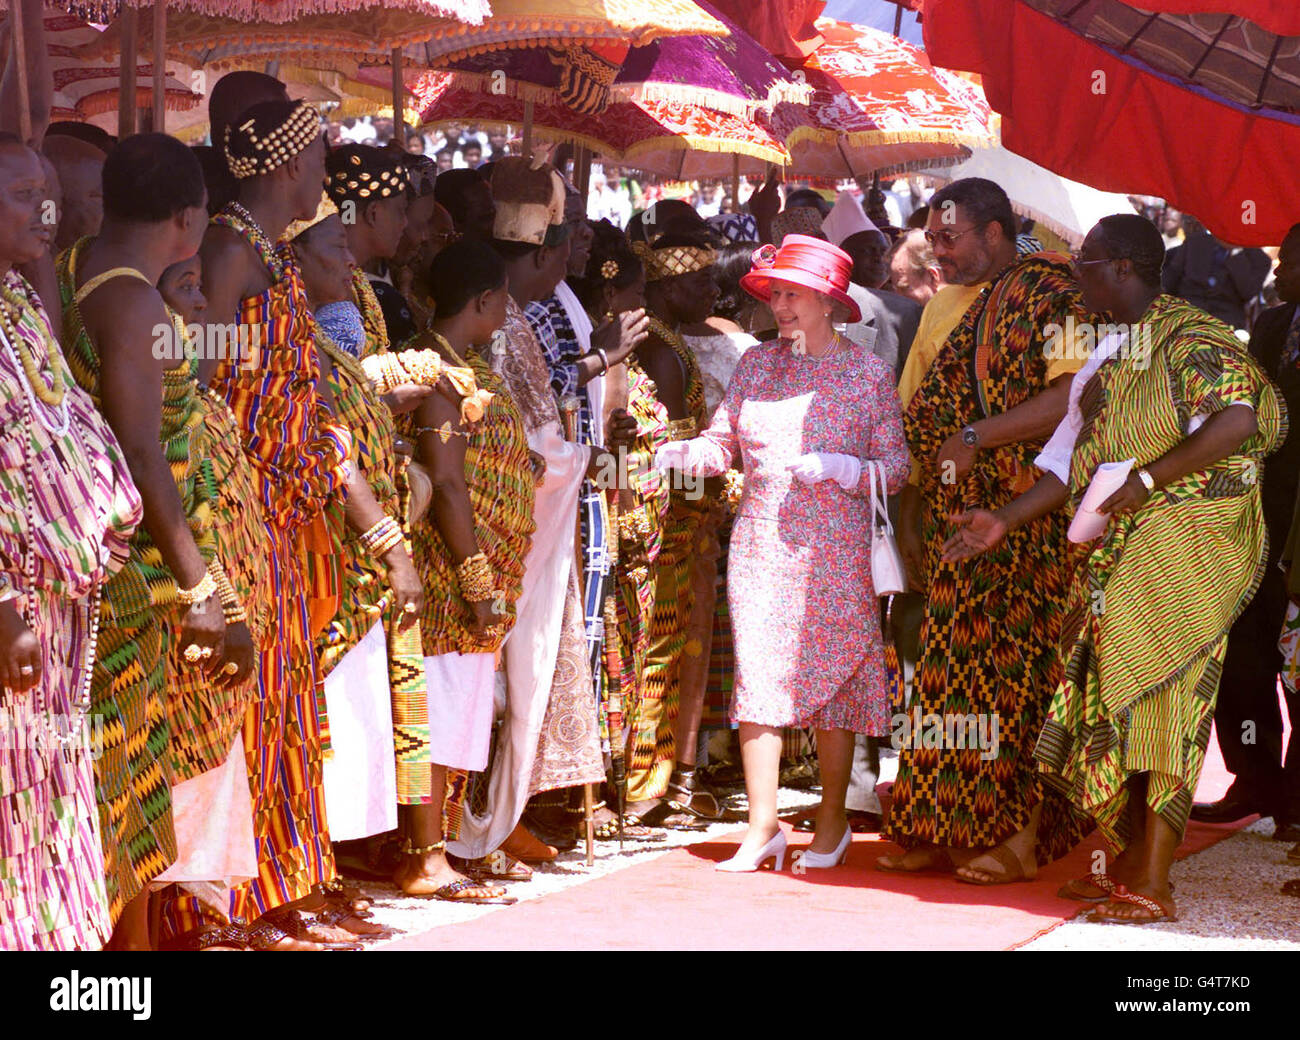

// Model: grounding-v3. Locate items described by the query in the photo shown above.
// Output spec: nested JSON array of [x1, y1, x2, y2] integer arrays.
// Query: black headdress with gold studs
[[325, 144, 411, 209], [224, 99, 320, 180]]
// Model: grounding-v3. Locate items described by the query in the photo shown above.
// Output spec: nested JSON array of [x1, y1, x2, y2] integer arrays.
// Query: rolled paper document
[[1067, 458, 1136, 543]]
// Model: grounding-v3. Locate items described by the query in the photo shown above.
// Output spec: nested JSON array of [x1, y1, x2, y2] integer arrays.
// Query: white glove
[[654, 439, 710, 474], [786, 452, 862, 490]]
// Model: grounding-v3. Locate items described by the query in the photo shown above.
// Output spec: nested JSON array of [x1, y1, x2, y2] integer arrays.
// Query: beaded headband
[[284, 192, 340, 242], [224, 100, 319, 180], [326, 148, 412, 205], [631, 241, 715, 282]]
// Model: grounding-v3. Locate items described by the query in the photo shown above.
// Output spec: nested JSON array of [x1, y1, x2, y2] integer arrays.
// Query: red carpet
[[383, 723, 1271, 951]]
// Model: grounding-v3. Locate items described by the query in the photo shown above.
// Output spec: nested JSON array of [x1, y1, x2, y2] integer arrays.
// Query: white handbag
[[867, 460, 907, 597]]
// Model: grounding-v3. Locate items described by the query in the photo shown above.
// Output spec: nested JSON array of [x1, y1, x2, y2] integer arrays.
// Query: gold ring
[[183, 644, 203, 663], [199, 646, 214, 659], [403, 601, 418, 614], [222, 662, 239, 676], [19, 664, 34, 675]]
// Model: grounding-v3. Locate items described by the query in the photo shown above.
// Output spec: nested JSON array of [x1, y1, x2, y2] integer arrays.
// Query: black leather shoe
[[1273, 821, 1300, 843], [1189, 794, 1268, 824]]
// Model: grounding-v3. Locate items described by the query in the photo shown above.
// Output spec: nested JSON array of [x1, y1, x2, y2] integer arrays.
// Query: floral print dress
[[689, 337, 910, 733]]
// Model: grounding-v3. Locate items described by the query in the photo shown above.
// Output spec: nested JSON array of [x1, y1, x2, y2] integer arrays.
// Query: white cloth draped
[[555, 279, 602, 443], [320, 621, 397, 841], [448, 418, 590, 858]]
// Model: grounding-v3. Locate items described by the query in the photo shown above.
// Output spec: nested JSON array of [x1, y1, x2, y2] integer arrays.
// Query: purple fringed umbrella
[[440, 0, 811, 118]]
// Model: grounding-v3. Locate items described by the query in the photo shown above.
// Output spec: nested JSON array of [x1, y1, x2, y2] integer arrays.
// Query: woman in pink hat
[[656, 234, 911, 872]]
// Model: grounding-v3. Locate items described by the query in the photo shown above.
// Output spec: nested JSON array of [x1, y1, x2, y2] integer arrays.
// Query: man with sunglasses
[[880, 178, 1094, 883]]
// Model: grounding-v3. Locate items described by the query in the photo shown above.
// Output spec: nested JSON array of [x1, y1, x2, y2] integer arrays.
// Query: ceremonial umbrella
[[413, 70, 791, 179], [439, 0, 810, 120], [764, 16, 996, 180], [912, 142, 1137, 247], [922, 0, 1300, 246], [72, 1, 490, 66], [12, 7, 202, 126]]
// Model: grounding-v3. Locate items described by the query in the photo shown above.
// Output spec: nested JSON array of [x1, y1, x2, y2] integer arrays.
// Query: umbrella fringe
[[612, 80, 812, 121], [114, 1, 491, 23], [75, 86, 201, 120], [416, 112, 789, 169], [785, 125, 994, 152]]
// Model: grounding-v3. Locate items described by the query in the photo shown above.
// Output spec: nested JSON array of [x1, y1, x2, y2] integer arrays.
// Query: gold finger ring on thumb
[[222, 662, 239, 676]]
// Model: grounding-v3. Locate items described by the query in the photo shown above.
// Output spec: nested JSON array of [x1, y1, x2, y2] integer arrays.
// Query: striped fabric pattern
[[406, 348, 536, 657], [886, 254, 1092, 861], [626, 330, 708, 802], [1037, 295, 1285, 847], [1, 277, 142, 948]]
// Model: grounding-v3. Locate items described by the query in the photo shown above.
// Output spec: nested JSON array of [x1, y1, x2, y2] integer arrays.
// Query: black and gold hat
[[224, 99, 320, 180], [325, 144, 411, 207]]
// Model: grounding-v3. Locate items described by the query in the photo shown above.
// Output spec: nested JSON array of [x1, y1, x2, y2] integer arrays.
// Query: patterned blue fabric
[[526, 294, 610, 714], [316, 300, 366, 358]]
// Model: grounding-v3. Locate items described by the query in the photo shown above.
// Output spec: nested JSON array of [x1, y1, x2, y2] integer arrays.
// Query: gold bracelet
[[360, 516, 403, 555], [456, 552, 494, 602], [370, 526, 406, 557], [176, 571, 218, 607]]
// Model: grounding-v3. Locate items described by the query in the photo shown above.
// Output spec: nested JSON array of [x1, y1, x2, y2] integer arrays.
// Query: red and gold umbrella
[[41, 9, 201, 122], [413, 70, 791, 179], [766, 16, 996, 179]]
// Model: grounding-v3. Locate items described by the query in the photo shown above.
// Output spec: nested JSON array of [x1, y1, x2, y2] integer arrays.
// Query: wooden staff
[[522, 98, 534, 159], [151, 0, 165, 133], [561, 396, 596, 866], [118, 4, 137, 137], [9, 0, 31, 143], [391, 46, 405, 147]]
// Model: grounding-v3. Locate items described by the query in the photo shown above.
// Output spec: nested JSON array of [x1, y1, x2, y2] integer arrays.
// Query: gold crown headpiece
[[631, 241, 715, 282]]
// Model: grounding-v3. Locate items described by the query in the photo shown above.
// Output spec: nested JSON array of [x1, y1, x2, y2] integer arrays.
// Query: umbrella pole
[[391, 47, 404, 148], [730, 153, 740, 213], [118, 4, 137, 137], [9, 0, 31, 143], [151, 0, 165, 133], [522, 99, 533, 159]]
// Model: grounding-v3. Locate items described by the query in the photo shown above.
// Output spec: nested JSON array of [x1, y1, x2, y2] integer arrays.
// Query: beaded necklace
[[647, 314, 704, 423], [1, 276, 70, 435], [0, 307, 100, 746], [351, 265, 388, 357], [217, 202, 286, 280]]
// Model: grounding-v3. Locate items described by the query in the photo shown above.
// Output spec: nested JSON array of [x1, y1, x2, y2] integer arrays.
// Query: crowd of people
[[3, 61, 1299, 953]]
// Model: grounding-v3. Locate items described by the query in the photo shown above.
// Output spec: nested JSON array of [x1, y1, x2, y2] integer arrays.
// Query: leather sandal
[[162, 924, 250, 951], [432, 878, 518, 905], [956, 844, 1036, 885], [666, 768, 723, 820], [1088, 885, 1178, 924], [244, 918, 355, 951], [451, 851, 533, 882], [261, 909, 363, 950]]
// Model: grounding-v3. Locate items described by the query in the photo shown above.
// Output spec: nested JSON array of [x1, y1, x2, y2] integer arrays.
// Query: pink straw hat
[[739, 234, 862, 324]]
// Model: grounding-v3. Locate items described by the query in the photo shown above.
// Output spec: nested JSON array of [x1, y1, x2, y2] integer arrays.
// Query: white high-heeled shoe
[[797, 825, 851, 869], [715, 830, 787, 873]]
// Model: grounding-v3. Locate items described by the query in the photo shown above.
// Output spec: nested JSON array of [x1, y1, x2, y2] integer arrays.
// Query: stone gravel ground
[[349, 750, 1300, 950], [1021, 819, 1300, 951]]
